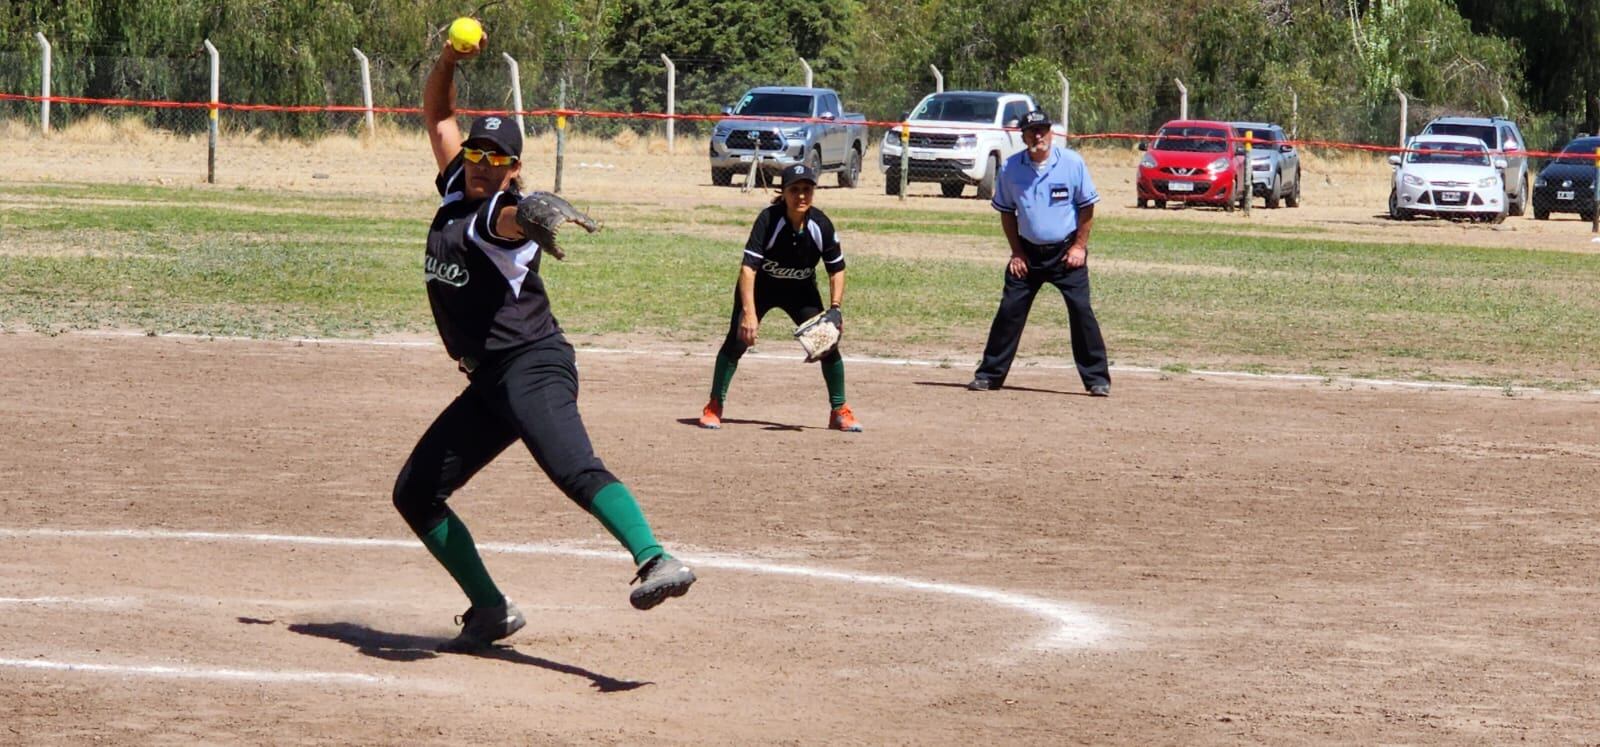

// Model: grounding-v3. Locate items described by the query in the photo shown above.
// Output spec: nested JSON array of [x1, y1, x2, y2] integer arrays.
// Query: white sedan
[[1387, 135, 1508, 222]]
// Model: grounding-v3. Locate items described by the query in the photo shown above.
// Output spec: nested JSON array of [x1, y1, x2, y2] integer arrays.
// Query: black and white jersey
[[424, 153, 558, 362], [741, 203, 845, 282]]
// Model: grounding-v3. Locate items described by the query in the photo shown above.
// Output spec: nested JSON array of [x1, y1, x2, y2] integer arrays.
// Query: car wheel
[[885, 168, 902, 196], [1154, 199, 1166, 209], [1534, 204, 1549, 220], [837, 148, 862, 188], [1582, 209, 1597, 223], [1137, 197, 1149, 209], [1388, 189, 1410, 221], [1285, 168, 1301, 208], [1507, 173, 1528, 217], [711, 167, 733, 187], [1222, 177, 1236, 212], [1264, 173, 1281, 209], [940, 180, 963, 198], [975, 153, 1000, 200], [805, 147, 822, 176]]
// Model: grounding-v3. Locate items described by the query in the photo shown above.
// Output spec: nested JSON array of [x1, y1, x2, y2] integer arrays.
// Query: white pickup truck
[[878, 91, 1042, 198]]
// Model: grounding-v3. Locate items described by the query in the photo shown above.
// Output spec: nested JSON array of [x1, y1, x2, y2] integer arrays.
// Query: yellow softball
[[448, 17, 484, 53]]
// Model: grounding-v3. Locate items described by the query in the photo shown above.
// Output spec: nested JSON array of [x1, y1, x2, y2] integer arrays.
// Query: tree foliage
[[0, 0, 1590, 144]]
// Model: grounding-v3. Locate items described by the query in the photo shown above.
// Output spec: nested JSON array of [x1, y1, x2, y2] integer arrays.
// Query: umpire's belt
[[1020, 232, 1076, 262]]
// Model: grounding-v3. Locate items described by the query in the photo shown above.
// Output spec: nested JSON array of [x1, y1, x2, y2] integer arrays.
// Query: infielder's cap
[[1020, 109, 1054, 131], [780, 163, 818, 187], [463, 114, 523, 157]]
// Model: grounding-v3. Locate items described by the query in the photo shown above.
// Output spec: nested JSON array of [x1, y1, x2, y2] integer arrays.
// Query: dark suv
[[1418, 116, 1530, 216], [1531, 136, 1599, 221]]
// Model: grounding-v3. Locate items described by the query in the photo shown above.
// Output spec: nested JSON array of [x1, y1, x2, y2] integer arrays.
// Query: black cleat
[[629, 555, 696, 611], [437, 598, 526, 652]]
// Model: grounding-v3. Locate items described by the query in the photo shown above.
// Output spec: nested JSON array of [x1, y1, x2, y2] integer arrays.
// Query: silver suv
[[1419, 116, 1530, 216]]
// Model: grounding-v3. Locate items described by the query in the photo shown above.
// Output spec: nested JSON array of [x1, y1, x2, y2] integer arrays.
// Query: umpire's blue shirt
[[991, 145, 1099, 248]]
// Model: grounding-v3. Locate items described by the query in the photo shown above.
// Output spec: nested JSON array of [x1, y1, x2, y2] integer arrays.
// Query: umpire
[[967, 109, 1111, 396]]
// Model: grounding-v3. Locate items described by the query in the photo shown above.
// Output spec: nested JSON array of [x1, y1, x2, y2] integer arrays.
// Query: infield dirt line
[[0, 526, 1116, 653], [70, 329, 1584, 396]]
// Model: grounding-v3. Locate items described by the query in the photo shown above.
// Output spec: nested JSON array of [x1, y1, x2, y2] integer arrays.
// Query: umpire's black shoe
[[1089, 384, 1111, 397], [966, 378, 1000, 391], [629, 554, 696, 611]]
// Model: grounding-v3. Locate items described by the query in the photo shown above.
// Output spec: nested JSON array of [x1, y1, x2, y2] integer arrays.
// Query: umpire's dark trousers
[[974, 241, 1109, 390]]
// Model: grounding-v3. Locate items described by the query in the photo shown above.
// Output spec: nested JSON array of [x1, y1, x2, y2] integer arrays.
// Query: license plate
[[739, 155, 755, 162], [1441, 191, 1461, 202], [1557, 190, 1576, 201], [910, 149, 936, 160], [1167, 181, 1195, 193]]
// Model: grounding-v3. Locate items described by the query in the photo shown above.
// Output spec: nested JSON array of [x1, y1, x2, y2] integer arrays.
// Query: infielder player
[[697, 163, 862, 432], [395, 37, 694, 653]]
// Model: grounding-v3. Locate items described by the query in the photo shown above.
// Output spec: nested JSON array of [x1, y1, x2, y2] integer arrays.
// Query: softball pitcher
[[396, 36, 694, 653], [697, 163, 862, 432]]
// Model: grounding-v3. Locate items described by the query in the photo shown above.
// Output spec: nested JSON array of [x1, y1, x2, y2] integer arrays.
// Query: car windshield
[[1555, 141, 1600, 164], [733, 93, 813, 118], [1423, 123, 1497, 149], [1407, 141, 1489, 166], [1153, 127, 1230, 153], [911, 95, 1000, 123]]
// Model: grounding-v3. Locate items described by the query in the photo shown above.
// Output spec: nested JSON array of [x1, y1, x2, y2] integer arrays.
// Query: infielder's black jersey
[[741, 204, 845, 281], [425, 153, 559, 362]]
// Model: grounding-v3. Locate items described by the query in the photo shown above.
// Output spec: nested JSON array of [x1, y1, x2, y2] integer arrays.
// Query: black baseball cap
[[462, 114, 523, 158], [1020, 109, 1054, 131], [780, 163, 818, 187]]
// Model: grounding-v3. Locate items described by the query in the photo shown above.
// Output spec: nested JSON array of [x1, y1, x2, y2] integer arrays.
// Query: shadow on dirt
[[674, 416, 807, 431], [912, 380, 1089, 396], [273, 620, 650, 692]]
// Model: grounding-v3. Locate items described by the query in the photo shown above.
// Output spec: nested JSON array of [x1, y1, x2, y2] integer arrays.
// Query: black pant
[[392, 334, 618, 534], [717, 278, 842, 365], [974, 257, 1109, 390]]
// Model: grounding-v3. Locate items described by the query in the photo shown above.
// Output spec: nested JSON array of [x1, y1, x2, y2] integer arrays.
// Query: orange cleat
[[828, 404, 863, 432], [698, 400, 723, 429]]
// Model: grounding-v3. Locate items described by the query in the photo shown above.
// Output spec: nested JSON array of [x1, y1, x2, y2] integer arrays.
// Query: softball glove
[[794, 306, 842, 363], [514, 191, 601, 260]]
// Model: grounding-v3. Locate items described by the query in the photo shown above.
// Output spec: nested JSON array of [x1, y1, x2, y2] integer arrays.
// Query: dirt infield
[[1, 332, 1596, 744]]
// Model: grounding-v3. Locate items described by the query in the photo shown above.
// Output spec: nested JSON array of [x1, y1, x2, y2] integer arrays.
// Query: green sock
[[710, 350, 739, 405], [589, 482, 665, 565], [420, 513, 504, 609], [821, 356, 846, 408]]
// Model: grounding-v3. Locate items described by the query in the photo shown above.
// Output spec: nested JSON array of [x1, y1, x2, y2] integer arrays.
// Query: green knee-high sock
[[420, 513, 504, 609], [821, 357, 847, 408], [589, 482, 665, 565], [710, 351, 739, 405]]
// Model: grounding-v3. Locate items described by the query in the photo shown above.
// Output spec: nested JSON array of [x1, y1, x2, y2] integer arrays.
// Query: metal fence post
[[930, 65, 943, 93], [352, 47, 374, 135], [799, 57, 813, 88], [1057, 71, 1070, 137], [660, 53, 675, 153], [1241, 130, 1252, 216], [1290, 89, 1298, 140], [1395, 88, 1408, 149], [34, 32, 50, 135], [204, 39, 219, 184], [554, 76, 566, 194], [502, 52, 524, 136], [1175, 78, 1187, 120], [898, 121, 910, 201]]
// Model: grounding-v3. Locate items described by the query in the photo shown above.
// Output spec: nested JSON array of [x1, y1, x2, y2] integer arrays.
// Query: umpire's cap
[[1019, 109, 1054, 132], [463, 114, 523, 157], [780, 163, 818, 187]]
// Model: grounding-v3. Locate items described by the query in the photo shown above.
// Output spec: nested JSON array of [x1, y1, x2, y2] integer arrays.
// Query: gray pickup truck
[[709, 86, 869, 188]]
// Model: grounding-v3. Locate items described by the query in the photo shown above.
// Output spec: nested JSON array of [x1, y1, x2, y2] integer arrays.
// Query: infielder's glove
[[794, 306, 842, 363], [514, 191, 601, 261]]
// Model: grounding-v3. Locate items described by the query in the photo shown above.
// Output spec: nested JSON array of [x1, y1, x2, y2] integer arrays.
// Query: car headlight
[[1402, 174, 1423, 186], [885, 130, 901, 145], [781, 127, 809, 140], [1205, 158, 1229, 173], [1534, 176, 1547, 187], [1139, 155, 1157, 169], [954, 134, 977, 149], [712, 125, 730, 137], [1478, 176, 1499, 188]]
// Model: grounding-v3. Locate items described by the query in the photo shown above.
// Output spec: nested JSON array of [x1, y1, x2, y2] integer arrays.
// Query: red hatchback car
[[1136, 119, 1247, 210]]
